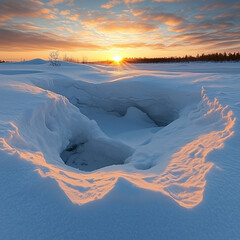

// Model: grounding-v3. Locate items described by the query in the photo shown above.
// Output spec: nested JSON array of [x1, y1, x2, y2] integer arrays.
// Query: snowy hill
[[13, 58, 47, 65]]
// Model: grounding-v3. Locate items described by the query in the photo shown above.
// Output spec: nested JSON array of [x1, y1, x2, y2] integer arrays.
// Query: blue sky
[[0, 0, 239, 60]]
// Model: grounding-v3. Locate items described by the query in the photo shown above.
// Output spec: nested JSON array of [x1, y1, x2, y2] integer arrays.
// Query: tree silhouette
[[49, 51, 60, 66]]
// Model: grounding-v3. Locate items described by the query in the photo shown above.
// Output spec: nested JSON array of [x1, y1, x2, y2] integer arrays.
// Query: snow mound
[[14, 58, 47, 65], [123, 106, 156, 126]]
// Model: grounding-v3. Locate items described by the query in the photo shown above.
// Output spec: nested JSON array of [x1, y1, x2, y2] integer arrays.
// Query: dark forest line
[[123, 52, 240, 64]]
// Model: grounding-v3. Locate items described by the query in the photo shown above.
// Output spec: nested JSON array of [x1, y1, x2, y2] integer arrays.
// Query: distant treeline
[[62, 54, 88, 64], [123, 52, 240, 63], [0, 60, 5, 63]]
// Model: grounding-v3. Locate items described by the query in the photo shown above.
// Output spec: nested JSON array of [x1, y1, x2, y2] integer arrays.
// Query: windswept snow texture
[[0, 61, 240, 240]]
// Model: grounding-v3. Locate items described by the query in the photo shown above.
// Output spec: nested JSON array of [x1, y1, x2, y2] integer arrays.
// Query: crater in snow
[[61, 103, 177, 171], [31, 64, 199, 172], [1, 61, 236, 211], [61, 137, 133, 172]]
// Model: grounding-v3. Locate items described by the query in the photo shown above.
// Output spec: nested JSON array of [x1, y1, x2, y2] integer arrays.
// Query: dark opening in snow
[[60, 137, 133, 172], [54, 80, 197, 172], [60, 100, 180, 172]]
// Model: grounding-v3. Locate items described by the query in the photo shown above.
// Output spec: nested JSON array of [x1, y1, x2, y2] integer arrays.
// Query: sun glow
[[112, 55, 122, 63]]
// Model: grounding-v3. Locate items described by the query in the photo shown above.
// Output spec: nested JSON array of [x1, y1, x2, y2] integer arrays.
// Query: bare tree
[[49, 51, 60, 66]]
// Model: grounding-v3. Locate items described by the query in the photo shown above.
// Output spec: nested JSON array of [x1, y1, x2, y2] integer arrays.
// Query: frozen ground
[[0, 60, 240, 239]]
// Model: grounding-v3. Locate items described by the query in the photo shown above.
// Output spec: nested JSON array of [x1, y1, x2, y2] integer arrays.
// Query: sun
[[112, 55, 122, 63]]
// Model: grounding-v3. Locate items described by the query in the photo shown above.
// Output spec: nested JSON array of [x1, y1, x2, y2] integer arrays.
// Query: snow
[[0, 60, 240, 239]]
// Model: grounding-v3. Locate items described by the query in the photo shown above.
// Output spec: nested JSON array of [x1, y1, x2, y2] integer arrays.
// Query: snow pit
[[34, 76, 197, 172], [60, 137, 133, 171], [60, 99, 180, 171]]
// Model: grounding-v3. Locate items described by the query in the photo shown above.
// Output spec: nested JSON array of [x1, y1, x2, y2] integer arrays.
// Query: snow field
[[0, 60, 239, 239]]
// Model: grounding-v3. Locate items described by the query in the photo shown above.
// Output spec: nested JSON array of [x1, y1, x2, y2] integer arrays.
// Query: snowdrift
[[0, 62, 236, 210]]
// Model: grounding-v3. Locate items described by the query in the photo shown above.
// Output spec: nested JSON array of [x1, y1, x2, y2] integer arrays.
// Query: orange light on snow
[[2, 87, 235, 209]]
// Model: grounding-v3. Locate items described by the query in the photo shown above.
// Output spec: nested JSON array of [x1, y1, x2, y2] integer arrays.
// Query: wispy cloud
[[0, 0, 239, 59], [101, 0, 144, 9], [194, 14, 206, 19], [97, 21, 158, 33], [169, 18, 235, 33], [0, 28, 105, 51], [47, 0, 74, 6], [0, 0, 55, 21], [168, 30, 240, 52], [101, 0, 122, 9], [232, 4, 240, 9], [60, 10, 71, 16], [153, 0, 186, 2], [140, 12, 186, 26], [80, 11, 159, 34], [200, 3, 227, 11], [112, 42, 165, 49], [14, 23, 40, 30]]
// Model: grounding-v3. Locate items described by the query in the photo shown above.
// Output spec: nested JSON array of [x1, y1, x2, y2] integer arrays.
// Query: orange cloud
[[200, 3, 227, 11], [80, 12, 159, 34], [215, 13, 233, 19], [98, 22, 159, 33], [0, 0, 55, 21], [48, 0, 74, 6], [101, 0, 144, 9], [0, 28, 105, 52], [130, 8, 147, 16], [169, 19, 234, 33], [167, 30, 240, 52], [56, 27, 75, 33], [153, 0, 186, 2], [101, 0, 121, 9], [210, 40, 240, 49], [112, 42, 165, 49], [232, 4, 240, 9], [124, 0, 144, 3], [143, 13, 185, 26], [60, 10, 71, 16], [67, 14, 79, 21], [15, 23, 40, 30], [194, 14, 206, 19]]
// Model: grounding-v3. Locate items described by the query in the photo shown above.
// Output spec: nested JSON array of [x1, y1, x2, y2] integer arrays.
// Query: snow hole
[[61, 104, 178, 172], [61, 137, 133, 172], [48, 80, 195, 172]]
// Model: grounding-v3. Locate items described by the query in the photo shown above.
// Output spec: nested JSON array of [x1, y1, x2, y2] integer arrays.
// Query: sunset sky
[[0, 0, 240, 61]]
